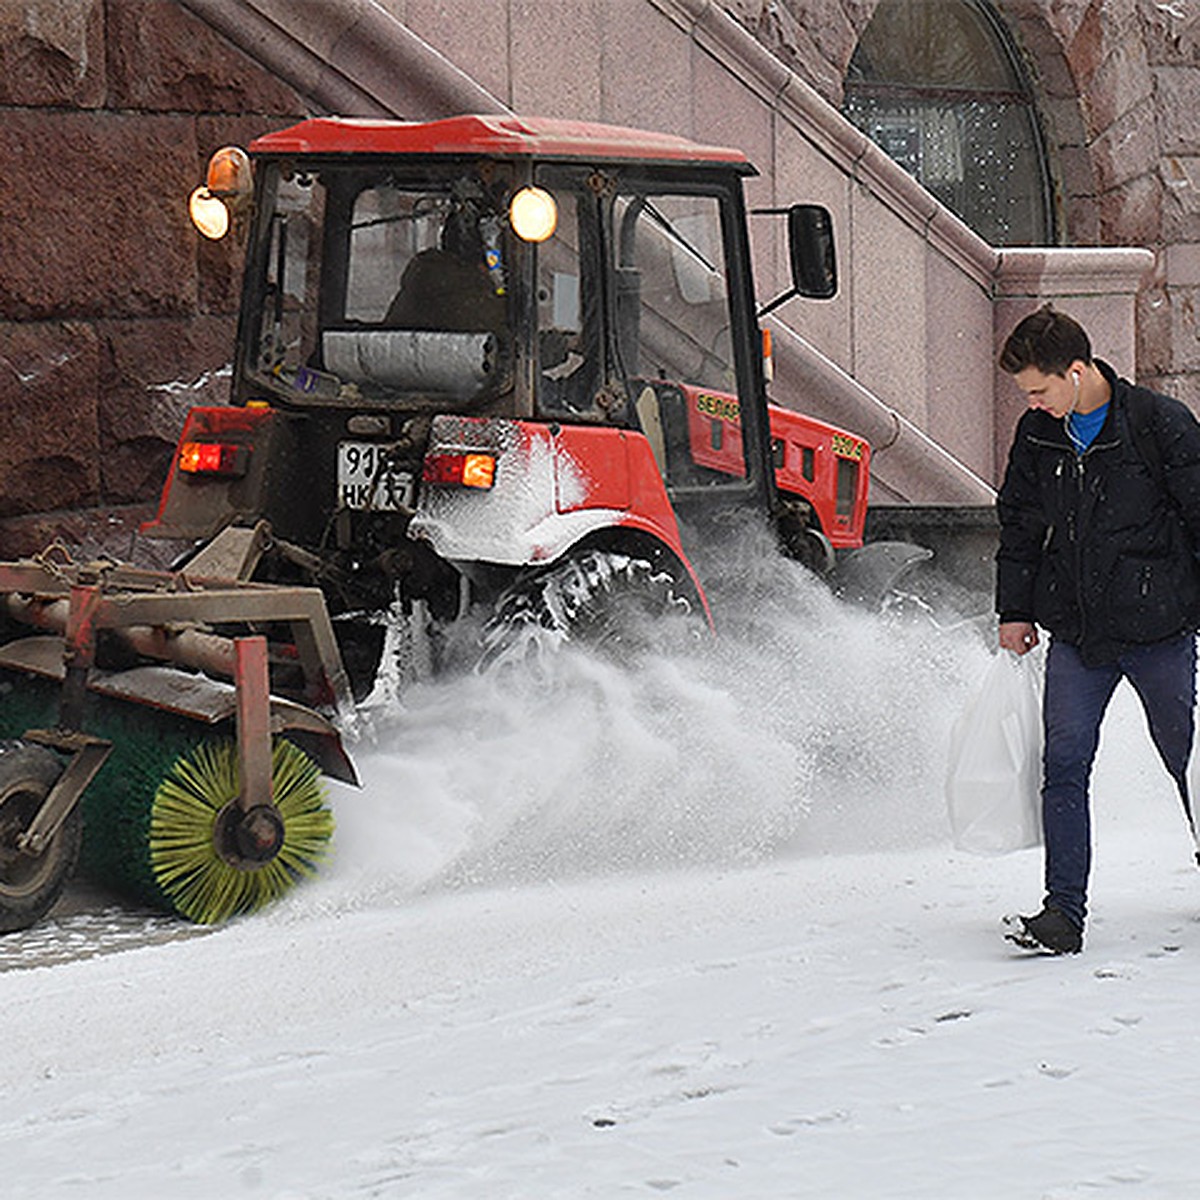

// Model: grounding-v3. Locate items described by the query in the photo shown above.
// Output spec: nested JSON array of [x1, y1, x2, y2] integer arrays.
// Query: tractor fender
[[409, 416, 690, 573]]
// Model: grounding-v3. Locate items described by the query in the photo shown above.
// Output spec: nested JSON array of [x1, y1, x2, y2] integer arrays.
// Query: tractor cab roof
[[248, 114, 756, 173]]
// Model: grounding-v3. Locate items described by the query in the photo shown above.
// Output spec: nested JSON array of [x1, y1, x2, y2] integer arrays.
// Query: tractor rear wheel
[[0, 741, 81, 934], [477, 549, 701, 672]]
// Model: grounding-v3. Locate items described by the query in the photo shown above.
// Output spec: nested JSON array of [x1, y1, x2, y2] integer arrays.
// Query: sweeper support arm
[[0, 556, 357, 792], [15, 727, 110, 856]]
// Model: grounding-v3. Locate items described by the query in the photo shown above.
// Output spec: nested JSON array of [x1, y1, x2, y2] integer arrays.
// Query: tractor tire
[[791, 527, 836, 577], [0, 740, 81, 934], [477, 549, 700, 672]]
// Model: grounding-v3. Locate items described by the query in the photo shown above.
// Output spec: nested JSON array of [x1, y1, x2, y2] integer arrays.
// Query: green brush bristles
[[0, 674, 58, 741], [0, 670, 335, 924], [148, 737, 335, 925]]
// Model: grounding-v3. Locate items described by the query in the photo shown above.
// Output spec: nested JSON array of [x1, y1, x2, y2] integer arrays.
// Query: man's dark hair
[[999, 304, 1092, 376]]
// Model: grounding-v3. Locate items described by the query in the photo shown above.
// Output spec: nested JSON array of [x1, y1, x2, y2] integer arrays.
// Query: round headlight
[[189, 187, 230, 240], [509, 186, 558, 243]]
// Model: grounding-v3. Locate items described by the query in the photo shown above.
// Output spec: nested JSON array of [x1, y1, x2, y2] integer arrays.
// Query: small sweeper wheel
[[0, 740, 82, 934]]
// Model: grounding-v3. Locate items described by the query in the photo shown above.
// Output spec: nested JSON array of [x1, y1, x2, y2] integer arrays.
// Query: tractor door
[[608, 179, 771, 546], [529, 166, 771, 555]]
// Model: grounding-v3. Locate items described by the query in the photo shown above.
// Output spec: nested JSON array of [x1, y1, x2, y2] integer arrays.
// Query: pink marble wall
[[387, 0, 1145, 496]]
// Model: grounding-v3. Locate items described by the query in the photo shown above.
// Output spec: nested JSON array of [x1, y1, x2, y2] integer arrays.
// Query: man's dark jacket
[[996, 360, 1200, 665]]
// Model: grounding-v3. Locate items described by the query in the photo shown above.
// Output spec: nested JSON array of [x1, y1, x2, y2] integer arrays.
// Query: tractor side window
[[535, 189, 601, 415], [256, 171, 325, 379], [614, 191, 746, 489]]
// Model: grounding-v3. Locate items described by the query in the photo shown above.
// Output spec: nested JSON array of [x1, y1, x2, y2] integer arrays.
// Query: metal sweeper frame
[[0, 550, 357, 931]]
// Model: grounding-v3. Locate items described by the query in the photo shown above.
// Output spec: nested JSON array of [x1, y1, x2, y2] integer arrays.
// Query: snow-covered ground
[[3, 555, 1200, 1199]]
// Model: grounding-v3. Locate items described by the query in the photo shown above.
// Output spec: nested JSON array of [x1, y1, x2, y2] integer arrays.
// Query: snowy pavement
[[3, 813, 1198, 1199]]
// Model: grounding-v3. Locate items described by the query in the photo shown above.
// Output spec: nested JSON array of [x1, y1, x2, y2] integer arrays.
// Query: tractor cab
[[154, 116, 864, 682]]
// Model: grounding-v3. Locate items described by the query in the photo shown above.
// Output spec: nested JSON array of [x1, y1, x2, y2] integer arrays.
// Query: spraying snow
[[295, 534, 993, 915]]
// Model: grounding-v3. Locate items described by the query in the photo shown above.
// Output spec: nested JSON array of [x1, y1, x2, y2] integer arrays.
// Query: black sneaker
[[1002, 906, 1082, 955]]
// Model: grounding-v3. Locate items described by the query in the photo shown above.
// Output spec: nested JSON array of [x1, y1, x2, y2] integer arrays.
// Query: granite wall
[[0, 0, 306, 555], [3, 0, 1194, 550]]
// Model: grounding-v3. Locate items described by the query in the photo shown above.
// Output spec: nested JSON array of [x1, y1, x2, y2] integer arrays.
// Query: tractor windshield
[[239, 162, 518, 410]]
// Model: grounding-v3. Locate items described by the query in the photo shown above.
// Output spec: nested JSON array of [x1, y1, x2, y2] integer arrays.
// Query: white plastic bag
[[945, 649, 1043, 854]]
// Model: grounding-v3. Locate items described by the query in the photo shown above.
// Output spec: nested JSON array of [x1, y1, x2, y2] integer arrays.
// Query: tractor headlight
[[189, 187, 229, 240], [509, 186, 557, 243]]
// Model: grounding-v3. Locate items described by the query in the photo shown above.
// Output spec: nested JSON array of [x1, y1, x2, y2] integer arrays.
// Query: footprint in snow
[[768, 1110, 850, 1135], [1037, 1062, 1077, 1079], [874, 1009, 973, 1047]]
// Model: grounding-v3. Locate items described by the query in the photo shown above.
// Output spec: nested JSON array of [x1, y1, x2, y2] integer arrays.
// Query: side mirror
[[788, 204, 837, 300], [755, 204, 838, 318]]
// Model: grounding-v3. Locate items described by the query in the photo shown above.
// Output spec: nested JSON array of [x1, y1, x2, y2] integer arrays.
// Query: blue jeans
[[1041, 633, 1196, 929]]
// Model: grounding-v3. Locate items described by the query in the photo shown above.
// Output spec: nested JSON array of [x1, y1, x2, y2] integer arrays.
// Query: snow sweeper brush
[[0, 556, 356, 931], [0, 676, 334, 923]]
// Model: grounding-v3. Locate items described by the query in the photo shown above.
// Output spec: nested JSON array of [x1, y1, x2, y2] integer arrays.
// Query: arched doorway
[[842, 0, 1057, 246]]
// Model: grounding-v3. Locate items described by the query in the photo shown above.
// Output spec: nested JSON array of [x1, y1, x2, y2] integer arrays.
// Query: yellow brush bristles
[[148, 738, 334, 924]]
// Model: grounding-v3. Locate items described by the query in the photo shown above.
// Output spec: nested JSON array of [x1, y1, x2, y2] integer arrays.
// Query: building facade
[[1, 0, 1196, 550], [731, 0, 1200, 403]]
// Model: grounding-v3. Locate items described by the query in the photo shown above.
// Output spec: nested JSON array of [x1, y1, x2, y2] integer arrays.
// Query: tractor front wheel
[[0, 741, 81, 934]]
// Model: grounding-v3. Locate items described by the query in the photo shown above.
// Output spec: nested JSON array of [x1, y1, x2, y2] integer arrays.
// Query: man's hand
[[999, 621, 1039, 656]]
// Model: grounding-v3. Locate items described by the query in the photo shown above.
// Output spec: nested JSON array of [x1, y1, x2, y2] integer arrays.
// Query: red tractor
[[0, 114, 890, 932], [151, 115, 875, 686]]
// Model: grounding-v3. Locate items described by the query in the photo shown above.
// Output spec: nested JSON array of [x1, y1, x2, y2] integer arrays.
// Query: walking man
[[995, 305, 1200, 954]]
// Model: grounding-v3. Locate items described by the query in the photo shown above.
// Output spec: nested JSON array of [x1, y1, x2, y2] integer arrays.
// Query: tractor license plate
[[337, 442, 413, 511]]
